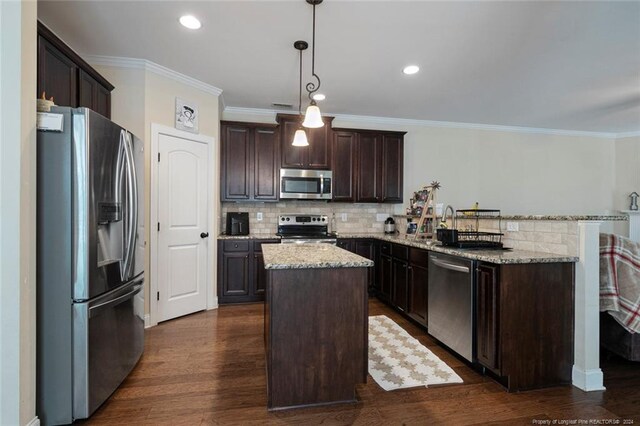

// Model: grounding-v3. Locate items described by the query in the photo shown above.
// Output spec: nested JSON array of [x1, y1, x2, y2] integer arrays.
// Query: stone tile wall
[[221, 202, 397, 236], [396, 216, 579, 256]]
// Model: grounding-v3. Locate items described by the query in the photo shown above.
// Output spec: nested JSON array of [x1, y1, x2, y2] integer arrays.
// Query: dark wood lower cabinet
[[378, 254, 392, 301], [475, 261, 574, 391], [218, 239, 278, 304], [391, 258, 409, 311], [476, 263, 500, 373], [407, 248, 429, 327]]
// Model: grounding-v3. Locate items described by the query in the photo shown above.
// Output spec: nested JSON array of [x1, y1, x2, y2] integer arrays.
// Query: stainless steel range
[[277, 214, 337, 244]]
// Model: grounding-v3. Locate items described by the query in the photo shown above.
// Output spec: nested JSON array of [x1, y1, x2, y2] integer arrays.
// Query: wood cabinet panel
[[476, 263, 500, 373], [332, 132, 356, 202], [220, 123, 279, 202], [219, 239, 278, 304], [355, 240, 376, 291], [277, 114, 334, 170], [221, 253, 250, 297], [379, 254, 393, 301], [392, 258, 409, 312], [475, 261, 574, 391], [38, 35, 77, 108], [78, 69, 111, 118], [407, 248, 428, 327], [381, 134, 404, 203], [356, 133, 382, 203], [280, 118, 305, 168], [307, 120, 333, 169], [254, 128, 279, 200], [37, 23, 113, 117], [221, 125, 251, 200]]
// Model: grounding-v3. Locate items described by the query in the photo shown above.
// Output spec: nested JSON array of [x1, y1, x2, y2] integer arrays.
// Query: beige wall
[[612, 135, 640, 235], [94, 64, 221, 317], [0, 0, 37, 424], [223, 109, 618, 217]]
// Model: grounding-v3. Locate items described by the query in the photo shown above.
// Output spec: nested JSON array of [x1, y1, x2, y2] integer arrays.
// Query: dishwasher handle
[[431, 256, 470, 273]]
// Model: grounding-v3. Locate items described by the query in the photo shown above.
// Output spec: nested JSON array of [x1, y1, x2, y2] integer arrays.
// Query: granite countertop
[[218, 233, 578, 264], [262, 243, 374, 270], [218, 234, 281, 240], [394, 214, 627, 221], [336, 233, 578, 264]]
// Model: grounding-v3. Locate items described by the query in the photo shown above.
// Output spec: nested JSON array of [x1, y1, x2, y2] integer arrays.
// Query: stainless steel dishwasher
[[427, 252, 475, 362]]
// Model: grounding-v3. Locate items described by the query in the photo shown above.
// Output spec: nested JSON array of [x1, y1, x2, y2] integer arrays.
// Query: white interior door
[[157, 133, 209, 322]]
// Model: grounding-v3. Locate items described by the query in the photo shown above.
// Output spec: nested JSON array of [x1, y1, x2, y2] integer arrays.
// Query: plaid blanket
[[600, 233, 640, 333]]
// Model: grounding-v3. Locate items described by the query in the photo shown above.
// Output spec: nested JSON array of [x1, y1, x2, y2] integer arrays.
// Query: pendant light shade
[[292, 40, 310, 147], [292, 129, 309, 146], [302, 0, 325, 129], [302, 102, 324, 128]]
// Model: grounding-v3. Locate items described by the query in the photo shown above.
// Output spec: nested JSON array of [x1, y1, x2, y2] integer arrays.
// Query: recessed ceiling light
[[312, 93, 326, 101], [403, 65, 420, 75], [179, 15, 201, 30]]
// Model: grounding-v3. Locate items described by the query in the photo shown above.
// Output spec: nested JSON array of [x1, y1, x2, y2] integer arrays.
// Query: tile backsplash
[[221, 202, 397, 236]]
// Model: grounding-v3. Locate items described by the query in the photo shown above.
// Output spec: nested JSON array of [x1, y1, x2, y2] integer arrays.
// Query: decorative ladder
[[413, 183, 439, 240]]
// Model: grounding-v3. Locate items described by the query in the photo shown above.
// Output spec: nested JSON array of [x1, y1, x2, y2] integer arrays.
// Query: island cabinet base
[[265, 267, 368, 411]]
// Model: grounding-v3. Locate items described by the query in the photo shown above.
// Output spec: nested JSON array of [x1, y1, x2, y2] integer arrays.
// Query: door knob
[[200, 232, 209, 239]]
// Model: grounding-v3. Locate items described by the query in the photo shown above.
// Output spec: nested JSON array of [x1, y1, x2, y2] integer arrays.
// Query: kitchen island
[[262, 244, 373, 411]]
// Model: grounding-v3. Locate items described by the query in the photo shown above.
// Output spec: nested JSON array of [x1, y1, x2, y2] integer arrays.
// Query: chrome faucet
[[441, 205, 456, 229]]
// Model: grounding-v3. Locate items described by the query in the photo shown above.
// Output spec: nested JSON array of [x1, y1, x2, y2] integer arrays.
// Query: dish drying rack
[[437, 209, 504, 249]]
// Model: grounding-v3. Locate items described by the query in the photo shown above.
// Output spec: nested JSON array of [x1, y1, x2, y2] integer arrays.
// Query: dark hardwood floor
[[84, 299, 640, 425]]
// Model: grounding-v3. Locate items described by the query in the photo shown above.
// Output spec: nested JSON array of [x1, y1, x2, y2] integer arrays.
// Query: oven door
[[279, 169, 332, 200]]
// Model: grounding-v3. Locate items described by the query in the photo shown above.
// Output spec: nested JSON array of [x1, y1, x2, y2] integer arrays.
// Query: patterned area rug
[[369, 315, 463, 391]]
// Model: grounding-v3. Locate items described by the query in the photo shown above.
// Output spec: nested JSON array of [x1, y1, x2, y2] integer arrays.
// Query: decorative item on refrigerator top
[[384, 217, 396, 234], [226, 212, 250, 236]]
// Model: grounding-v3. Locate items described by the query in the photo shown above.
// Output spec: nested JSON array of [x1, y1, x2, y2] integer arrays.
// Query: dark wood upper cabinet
[[38, 35, 77, 108], [356, 132, 383, 203], [334, 129, 405, 204], [37, 22, 114, 118], [381, 133, 404, 203], [78, 69, 111, 119], [221, 124, 251, 200], [279, 117, 305, 168], [332, 131, 356, 202], [277, 114, 334, 170], [253, 128, 279, 200], [220, 122, 279, 202]]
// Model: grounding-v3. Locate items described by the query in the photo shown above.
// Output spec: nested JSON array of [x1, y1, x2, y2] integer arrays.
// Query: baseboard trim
[[144, 314, 152, 329], [25, 416, 40, 426], [572, 366, 606, 391]]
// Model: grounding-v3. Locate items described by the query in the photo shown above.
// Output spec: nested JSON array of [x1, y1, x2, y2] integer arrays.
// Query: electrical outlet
[[341, 213, 348, 222], [506, 222, 519, 232], [257, 212, 263, 221], [376, 213, 388, 222]]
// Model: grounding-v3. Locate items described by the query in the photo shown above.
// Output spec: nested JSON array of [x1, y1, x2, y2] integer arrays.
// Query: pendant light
[[302, 0, 325, 129], [292, 40, 309, 147]]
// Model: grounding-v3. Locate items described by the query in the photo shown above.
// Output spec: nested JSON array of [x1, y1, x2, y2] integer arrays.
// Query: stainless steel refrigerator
[[36, 107, 145, 425]]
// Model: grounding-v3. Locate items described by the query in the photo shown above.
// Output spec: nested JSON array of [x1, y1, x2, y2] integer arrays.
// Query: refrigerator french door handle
[[122, 132, 137, 280], [88, 283, 143, 317], [116, 130, 130, 282]]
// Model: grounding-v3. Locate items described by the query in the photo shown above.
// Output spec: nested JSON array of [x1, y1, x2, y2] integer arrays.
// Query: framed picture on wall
[[175, 98, 199, 133]]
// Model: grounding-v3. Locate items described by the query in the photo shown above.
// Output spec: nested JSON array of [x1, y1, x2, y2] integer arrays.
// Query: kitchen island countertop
[[336, 233, 579, 264], [262, 243, 374, 270]]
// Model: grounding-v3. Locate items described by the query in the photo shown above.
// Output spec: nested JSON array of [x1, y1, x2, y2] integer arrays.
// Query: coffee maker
[[384, 217, 396, 234], [226, 212, 250, 236]]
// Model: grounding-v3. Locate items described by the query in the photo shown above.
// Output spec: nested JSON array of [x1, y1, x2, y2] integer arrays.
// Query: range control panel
[[278, 214, 328, 225]]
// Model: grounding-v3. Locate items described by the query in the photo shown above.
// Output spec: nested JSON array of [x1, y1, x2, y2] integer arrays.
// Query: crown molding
[[614, 131, 640, 139], [85, 55, 223, 96], [223, 107, 624, 139]]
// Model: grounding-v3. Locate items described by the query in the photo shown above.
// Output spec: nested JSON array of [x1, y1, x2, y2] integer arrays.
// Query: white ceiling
[[38, 0, 640, 134]]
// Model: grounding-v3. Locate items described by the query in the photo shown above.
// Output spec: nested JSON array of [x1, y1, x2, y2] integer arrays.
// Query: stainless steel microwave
[[280, 169, 332, 200]]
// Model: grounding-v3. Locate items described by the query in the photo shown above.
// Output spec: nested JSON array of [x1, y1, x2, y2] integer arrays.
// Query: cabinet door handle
[[234, 243, 239, 248], [200, 232, 209, 239]]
